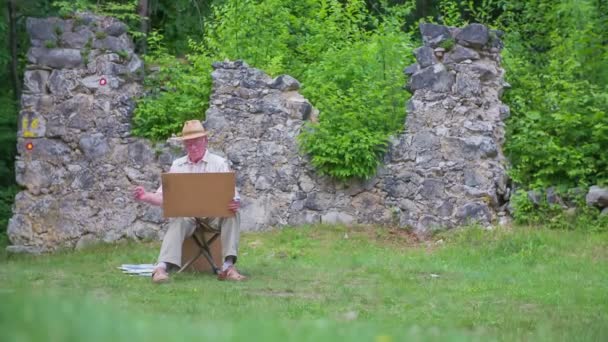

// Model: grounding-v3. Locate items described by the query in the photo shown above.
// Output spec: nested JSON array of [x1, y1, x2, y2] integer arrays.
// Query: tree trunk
[[7, 0, 20, 101], [138, 0, 149, 54]]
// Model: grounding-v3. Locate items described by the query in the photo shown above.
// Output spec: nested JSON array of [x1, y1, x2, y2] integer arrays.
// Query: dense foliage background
[[1, 0, 607, 238]]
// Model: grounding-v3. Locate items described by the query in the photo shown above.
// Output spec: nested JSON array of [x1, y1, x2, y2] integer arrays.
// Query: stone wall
[[8, 19, 510, 253], [206, 23, 510, 234], [7, 14, 166, 253], [390, 23, 510, 231]]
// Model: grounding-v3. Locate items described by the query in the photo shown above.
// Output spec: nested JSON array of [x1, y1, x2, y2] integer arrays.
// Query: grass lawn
[[0, 224, 607, 341]]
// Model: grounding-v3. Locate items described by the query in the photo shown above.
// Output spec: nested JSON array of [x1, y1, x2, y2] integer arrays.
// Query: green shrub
[[194, 0, 414, 179], [116, 49, 129, 60], [0, 93, 17, 240], [95, 31, 107, 39], [0, 186, 18, 240], [53, 0, 144, 40], [298, 29, 413, 179], [510, 189, 607, 233], [44, 40, 57, 48], [499, 0, 608, 189], [438, 38, 455, 51], [132, 31, 213, 140]]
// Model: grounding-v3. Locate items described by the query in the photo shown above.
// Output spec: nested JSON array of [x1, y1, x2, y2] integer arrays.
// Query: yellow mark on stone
[[21, 116, 39, 138]]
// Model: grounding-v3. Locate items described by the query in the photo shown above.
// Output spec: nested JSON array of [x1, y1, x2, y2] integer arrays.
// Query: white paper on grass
[[118, 264, 155, 277]]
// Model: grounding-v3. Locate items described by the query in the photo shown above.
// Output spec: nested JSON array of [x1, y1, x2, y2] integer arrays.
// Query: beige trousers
[[157, 213, 241, 267]]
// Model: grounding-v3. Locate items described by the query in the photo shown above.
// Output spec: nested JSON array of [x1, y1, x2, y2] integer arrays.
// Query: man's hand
[[228, 199, 240, 213], [133, 186, 147, 201], [133, 186, 163, 206]]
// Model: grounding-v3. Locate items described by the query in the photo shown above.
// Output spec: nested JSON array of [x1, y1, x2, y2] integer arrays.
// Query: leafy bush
[[0, 186, 18, 241], [430, 0, 608, 190], [53, 0, 144, 39], [509, 189, 607, 233], [131, 31, 213, 140], [502, 0, 608, 188], [298, 29, 413, 179], [199, 0, 413, 179], [0, 92, 18, 240]]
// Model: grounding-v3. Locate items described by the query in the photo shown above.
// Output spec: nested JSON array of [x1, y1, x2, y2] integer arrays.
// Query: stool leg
[[193, 233, 220, 274], [178, 232, 207, 273], [178, 251, 203, 273]]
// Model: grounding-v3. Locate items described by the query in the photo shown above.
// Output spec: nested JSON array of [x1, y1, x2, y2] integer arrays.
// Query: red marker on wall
[[99, 77, 107, 86], [25, 141, 34, 151]]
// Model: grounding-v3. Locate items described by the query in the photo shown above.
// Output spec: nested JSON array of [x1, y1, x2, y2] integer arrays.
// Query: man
[[133, 120, 246, 283]]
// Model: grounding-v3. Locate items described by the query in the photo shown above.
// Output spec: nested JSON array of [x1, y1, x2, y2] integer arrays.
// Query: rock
[[75, 234, 99, 250], [420, 179, 445, 200], [60, 29, 94, 49], [468, 63, 497, 81], [23, 70, 50, 94], [17, 138, 71, 162], [321, 212, 355, 225], [586, 186, 608, 208], [527, 190, 542, 206], [128, 221, 159, 241], [444, 45, 480, 64], [6, 245, 45, 254], [126, 54, 144, 75], [454, 73, 481, 97], [455, 202, 492, 224], [79, 133, 109, 159], [499, 105, 510, 120], [254, 175, 272, 190], [93, 34, 134, 53], [601, 208, 608, 216], [142, 206, 163, 223], [104, 21, 128, 36], [409, 64, 455, 93], [128, 140, 155, 167], [269, 75, 300, 91], [455, 23, 489, 48], [304, 193, 334, 211], [27, 48, 83, 69], [403, 63, 419, 76], [19, 110, 47, 138], [414, 46, 438, 68], [26, 17, 60, 42], [464, 136, 498, 158], [419, 23, 451, 48], [48, 69, 79, 96], [546, 187, 564, 206]]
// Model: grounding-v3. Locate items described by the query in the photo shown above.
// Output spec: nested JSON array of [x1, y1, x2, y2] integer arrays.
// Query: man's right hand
[[133, 186, 147, 201], [133, 186, 163, 207]]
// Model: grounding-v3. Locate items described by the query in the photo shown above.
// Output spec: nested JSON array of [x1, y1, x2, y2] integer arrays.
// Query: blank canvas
[[161, 172, 235, 218]]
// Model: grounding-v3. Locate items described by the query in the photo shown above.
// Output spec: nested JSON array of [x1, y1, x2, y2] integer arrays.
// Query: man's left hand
[[228, 199, 240, 213]]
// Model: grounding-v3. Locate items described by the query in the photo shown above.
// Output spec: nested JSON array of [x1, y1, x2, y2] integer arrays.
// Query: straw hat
[[178, 120, 208, 140]]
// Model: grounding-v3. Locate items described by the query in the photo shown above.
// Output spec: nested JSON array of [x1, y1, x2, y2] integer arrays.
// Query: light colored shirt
[[157, 151, 240, 200]]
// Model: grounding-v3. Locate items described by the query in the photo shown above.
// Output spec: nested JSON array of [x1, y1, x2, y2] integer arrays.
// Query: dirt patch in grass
[[355, 225, 421, 247]]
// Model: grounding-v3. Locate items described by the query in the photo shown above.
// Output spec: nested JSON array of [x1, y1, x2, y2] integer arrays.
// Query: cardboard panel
[[162, 172, 235, 218]]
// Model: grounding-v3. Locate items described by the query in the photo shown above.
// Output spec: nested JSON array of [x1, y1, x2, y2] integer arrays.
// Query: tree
[[7, 0, 19, 101], [138, 0, 149, 53]]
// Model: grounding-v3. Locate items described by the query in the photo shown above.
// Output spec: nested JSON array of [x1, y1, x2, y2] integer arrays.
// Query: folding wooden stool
[[178, 219, 222, 275]]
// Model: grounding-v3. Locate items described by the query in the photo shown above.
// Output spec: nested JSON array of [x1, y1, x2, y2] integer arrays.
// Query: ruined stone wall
[[206, 23, 510, 235], [7, 14, 169, 253], [8, 20, 510, 253], [390, 23, 510, 231]]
